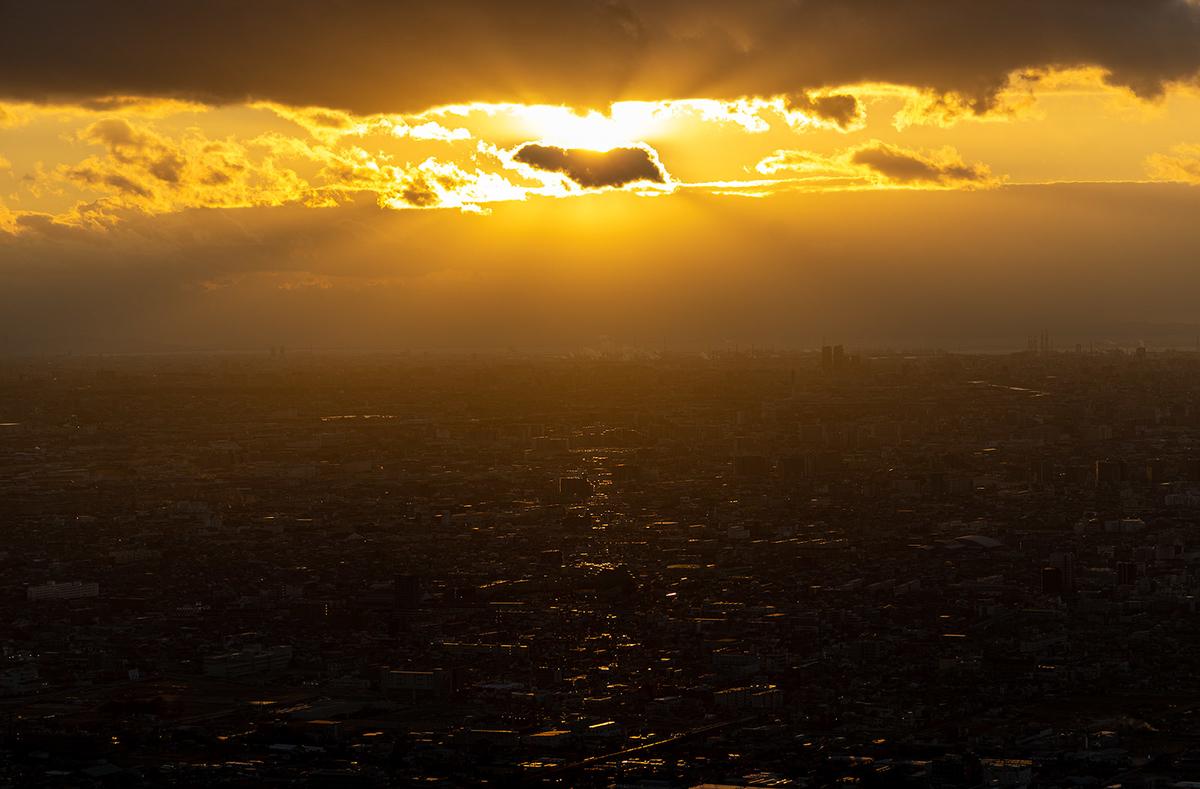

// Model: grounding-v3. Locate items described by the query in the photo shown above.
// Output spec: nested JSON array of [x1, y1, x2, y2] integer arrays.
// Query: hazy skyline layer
[[3, 1, 1200, 350]]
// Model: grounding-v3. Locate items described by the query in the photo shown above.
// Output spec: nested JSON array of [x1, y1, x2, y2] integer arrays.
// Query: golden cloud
[[0, 114, 536, 228], [889, 85, 1041, 129], [59, 117, 320, 213], [756, 140, 998, 189], [0, 98, 207, 130], [1146, 143, 1200, 184], [0, 105, 20, 128], [400, 121, 472, 142]]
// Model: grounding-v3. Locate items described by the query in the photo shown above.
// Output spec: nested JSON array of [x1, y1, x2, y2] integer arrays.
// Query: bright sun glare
[[523, 103, 659, 151]]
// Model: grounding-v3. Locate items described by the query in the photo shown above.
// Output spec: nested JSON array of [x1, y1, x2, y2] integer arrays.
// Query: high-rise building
[[558, 476, 593, 497], [1048, 552, 1075, 593], [1030, 460, 1053, 484], [798, 423, 826, 446], [734, 455, 770, 477], [1095, 460, 1122, 487], [1117, 562, 1138, 586], [1146, 458, 1165, 485], [778, 456, 806, 478], [1041, 566, 1062, 596], [611, 464, 642, 483], [395, 574, 421, 610]]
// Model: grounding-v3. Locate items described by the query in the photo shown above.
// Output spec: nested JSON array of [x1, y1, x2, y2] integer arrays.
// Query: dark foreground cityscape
[[3, 346, 1200, 788]]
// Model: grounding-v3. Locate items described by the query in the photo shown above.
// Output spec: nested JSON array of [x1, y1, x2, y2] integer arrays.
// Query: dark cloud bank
[[513, 144, 667, 189], [1, 1, 1199, 112], [5, 184, 1200, 350]]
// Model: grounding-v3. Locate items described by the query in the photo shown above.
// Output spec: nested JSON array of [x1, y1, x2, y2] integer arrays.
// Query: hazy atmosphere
[[10, 5, 1200, 787]]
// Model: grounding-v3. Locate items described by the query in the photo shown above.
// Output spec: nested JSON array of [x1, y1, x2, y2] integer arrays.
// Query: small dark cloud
[[513, 144, 667, 189], [82, 118, 153, 163], [85, 118, 142, 148], [400, 177, 439, 207], [67, 163, 153, 198], [322, 162, 378, 186], [150, 153, 186, 183], [785, 91, 862, 129], [64, 165, 104, 187], [74, 96, 192, 113], [309, 112, 351, 129], [102, 173, 153, 197], [201, 169, 232, 186], [850, 142, 991, 186], [78, 97, 141, 112], [757, 140, 995, 188]]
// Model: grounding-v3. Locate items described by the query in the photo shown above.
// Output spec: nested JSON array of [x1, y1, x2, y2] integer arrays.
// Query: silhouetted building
[[805, 450, 844, 477], [293, 600, 333, 620], [734, 455, 770, 476], [1095, 460, 1122, 487], [593, 565, 637, 595], [932, 754, 981, 787], [558, 476, 593, 497], [1146, 457, 1164, 485], [309, 769, 378, 789], [1041, 566, 1062, 596], [204, 645, 293, 677], [798, 423, 826, 446], [779, 455, 806, 478], [1049, 552, 1075, 593], [1117, 561, 1138, 586], [395, 574, 420, 610], [26, 580, 99, 602], [381, 667, 453, 698], [447, 587, 476, 604], [611, 463, 642, 483]]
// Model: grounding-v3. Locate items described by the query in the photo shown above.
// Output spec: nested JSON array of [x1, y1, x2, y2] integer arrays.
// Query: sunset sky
[[3, 0, 1200, 351]]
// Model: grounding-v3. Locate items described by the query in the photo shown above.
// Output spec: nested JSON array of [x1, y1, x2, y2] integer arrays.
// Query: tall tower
[[1041, 566, 1062, 596], [1048, 552, 1075, 593], [395, 575, 420, 610]]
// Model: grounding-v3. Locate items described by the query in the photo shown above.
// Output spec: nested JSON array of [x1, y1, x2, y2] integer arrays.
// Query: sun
[[521, 103, 659, 151]]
